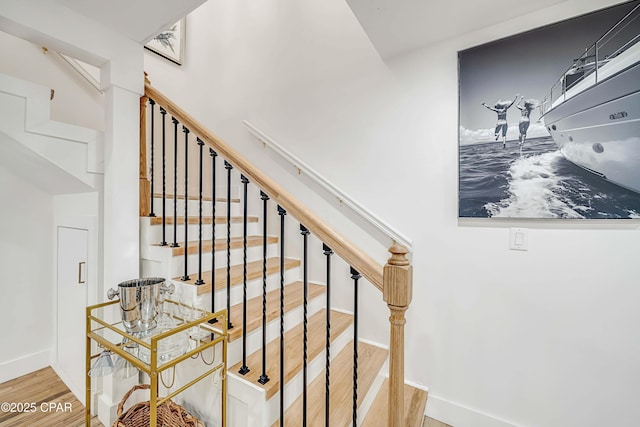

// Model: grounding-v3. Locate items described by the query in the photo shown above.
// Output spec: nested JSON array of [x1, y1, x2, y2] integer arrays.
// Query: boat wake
[[459, 136, 640, 218], [485, 151, 590, 218]]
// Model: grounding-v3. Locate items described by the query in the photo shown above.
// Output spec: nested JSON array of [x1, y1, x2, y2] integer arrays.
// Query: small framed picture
[[145, 18, 185, 65]]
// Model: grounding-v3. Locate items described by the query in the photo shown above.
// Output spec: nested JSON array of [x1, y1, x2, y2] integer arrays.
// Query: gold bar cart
[[85, 300, 228, 426]]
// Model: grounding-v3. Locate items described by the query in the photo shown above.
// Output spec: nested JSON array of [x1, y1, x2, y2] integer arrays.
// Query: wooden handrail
[[142, 82, 413, 426], [145, 82, 385, 290]]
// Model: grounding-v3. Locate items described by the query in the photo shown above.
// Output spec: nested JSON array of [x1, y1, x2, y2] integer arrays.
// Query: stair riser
[[156, 347, 225, 427], [150, 198, 242, 217], [226, 292, 325, 367], [143, 222, 261, 246], [226, 324, 354, 427], [142, 243, 281, 279], [170, 267, 303, 308], [270, 323, 354, 425], [170, 244, 281, 279], [355, 353, 389, 426]]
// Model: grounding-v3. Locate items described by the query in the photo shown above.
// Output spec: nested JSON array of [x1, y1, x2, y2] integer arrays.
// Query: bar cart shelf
[[85, 299, 228, 426]]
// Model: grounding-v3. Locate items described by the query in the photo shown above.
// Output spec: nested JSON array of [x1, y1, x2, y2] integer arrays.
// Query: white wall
[[0, 30, 104, 131], [386, 3, 640, 426], [145, 1, 640, 426], [0, 166, 54, 383]]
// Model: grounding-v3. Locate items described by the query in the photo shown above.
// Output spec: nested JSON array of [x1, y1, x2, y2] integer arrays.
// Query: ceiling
[[59, 0, 206, 44], [5, 0, 575, 61], [345, 0, 569, 58]]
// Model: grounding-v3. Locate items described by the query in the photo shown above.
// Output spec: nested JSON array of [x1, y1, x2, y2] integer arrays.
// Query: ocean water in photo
[[459, 136, 640, 218]]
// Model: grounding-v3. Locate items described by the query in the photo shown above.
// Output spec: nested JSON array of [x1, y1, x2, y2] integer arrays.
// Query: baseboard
[[0, 350, 51, 384], [51, 363, 84, 405], [425, 395, 517, 427], [405, 378, 429, 393]]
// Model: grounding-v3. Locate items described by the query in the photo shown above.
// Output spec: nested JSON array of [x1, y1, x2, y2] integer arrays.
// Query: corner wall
[[0, 30, 104, 131], [144, 1, 640, 426], [0, 166, 54, 383]]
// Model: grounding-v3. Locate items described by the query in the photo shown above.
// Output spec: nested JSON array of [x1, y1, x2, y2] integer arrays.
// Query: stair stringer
[[0, 72, 103, 190]]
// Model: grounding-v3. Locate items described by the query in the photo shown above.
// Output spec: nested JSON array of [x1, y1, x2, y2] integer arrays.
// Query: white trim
[[404, 378, 429, 393], [54, 214, 100, 311], [56, 52, 103, 93], [0, 350, 51, 384], [56, 52, 104, 93], [51, 363, 84, 405], [52, 213, 99, 407], [243, 121, 413, 250], [426, 394, 518, 427]]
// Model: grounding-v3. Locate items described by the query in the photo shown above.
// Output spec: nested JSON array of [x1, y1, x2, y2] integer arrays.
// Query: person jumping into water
[[516, 98, 535, 146], [482, 94, 520, 148]]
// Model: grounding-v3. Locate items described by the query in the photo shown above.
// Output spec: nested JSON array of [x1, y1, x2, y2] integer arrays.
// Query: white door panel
[[56, 226, 88, 402]]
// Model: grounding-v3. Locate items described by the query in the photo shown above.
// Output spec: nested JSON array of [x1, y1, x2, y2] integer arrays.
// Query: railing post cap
[[387, 244, 409, 266], [383, 244, 412, 307]]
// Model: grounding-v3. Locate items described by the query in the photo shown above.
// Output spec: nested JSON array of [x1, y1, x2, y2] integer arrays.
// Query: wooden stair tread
[[230, 310, 352, 400], [276, 341, 388, 427], [228, 281, 325, 342], [175, 257, 300, 294], [157, 235, 277, 256], [361, 379, 428, 427], [149, 215, 258, 225], [152, 193, 240, 203]]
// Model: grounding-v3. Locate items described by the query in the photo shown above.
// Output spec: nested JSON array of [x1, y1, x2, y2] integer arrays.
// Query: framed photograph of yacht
[[457, 1, 640, 219], [145, 18, 186, 65]]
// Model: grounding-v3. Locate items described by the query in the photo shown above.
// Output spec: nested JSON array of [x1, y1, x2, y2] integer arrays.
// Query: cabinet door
[[56, 226, 88, 403]]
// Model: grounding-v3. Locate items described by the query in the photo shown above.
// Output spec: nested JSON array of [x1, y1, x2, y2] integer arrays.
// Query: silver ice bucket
[[107, 277, 174, 336]]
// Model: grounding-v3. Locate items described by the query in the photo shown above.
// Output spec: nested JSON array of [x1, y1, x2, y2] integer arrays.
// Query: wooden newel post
[[139, 74, 150, 216], [383, 244, 412, 427]]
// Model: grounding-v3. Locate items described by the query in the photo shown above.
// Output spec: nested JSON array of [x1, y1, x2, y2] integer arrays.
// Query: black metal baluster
[[278, 205, 287, 426], [208, 149, 218, 324], [159, 107, 167, 246], [181, 126, 190, 281], [350, 267, 361, 427], [300, 225, 310, 427], [323, 243, 333, 427], [239, 174, 250, 375], [149, 99, 156, 217], [225, 160, 234, 330], [170, 117, 179, 248], [258, 191, 270, 385], [195, 138, 205, 285]]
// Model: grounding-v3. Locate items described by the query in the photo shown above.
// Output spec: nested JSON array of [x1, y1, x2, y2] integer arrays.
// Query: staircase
[[139, 81, 426, 426], [0, 72, 103, 193]]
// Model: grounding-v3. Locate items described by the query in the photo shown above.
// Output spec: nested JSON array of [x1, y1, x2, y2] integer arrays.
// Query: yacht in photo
[[540, 3, 640, 194]]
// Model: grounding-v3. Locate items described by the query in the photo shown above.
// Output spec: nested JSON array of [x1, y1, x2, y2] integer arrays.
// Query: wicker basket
[[112, 384, 205, 427]]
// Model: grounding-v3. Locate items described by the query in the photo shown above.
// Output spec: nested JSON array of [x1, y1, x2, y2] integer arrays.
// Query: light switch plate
[[510, 228, 529, 251]]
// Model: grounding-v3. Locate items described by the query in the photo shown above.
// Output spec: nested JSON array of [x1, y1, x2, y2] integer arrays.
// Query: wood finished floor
[[423, 415, 453, 427], [362, 379, 427, 427], [0, 367, 102, 427], [0, 367, 447, 427]]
